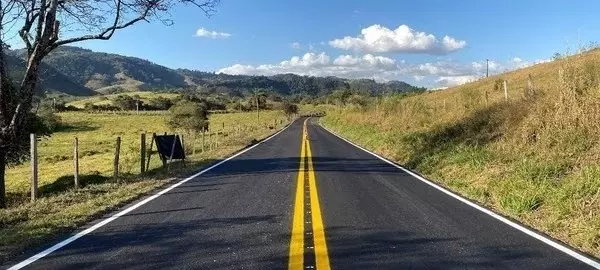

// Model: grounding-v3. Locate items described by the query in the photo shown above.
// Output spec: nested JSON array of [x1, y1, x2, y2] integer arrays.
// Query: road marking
[[288, 123, 307, 270], [289, 119, 331, 270], [320, 124, 600, 269], [8, 120, 296, 270], [305, 132, 331, 270]]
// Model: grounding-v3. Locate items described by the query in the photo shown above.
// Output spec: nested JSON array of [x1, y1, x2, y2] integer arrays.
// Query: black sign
[[154, 135, 185, 161]]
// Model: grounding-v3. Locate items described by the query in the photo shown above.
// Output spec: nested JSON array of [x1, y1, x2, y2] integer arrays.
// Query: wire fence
[[8, 117, 290, 203]]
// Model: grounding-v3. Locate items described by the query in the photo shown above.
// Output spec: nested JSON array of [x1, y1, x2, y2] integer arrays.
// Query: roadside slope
[[320, 48, 600, 257], [307, 119, 596, 269]]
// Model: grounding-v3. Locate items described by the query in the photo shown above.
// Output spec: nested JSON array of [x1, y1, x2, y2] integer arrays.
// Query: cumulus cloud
[[195, 28, 231, 39], [413, 75, 425, 82], [218, 52, 404, 82], [281, 52, 330, 67], [436, 75, 479, 87], [218, 52, 543, 88], [329, 24, 466, 54], [333, 54, 396, 69], [508, 57, 551, 70], [291, 42, 301, 49]]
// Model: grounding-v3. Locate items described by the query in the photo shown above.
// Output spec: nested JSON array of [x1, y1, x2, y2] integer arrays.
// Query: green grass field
[[0, 109, 288, 263], [67, 91, 181, 108]]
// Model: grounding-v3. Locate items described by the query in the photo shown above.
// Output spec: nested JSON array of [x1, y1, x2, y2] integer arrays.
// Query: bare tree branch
[[50, 0, 148, 48], [0, 0, 221, 207]]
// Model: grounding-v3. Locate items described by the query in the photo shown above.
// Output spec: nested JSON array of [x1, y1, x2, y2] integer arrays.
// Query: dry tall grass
[[321, 48, 600, 257]]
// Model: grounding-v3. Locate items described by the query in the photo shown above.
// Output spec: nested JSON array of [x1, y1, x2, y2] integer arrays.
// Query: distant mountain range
[[7, 46, 425, 97]]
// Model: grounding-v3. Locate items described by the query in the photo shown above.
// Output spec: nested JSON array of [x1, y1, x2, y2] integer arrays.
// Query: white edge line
[[318, 124, 600, 269], [8, 120, 296, 270]]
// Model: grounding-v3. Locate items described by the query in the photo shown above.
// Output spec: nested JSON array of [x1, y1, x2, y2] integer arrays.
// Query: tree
[[148, 96, 174, 110], [281, 101, 298, 119], [167, 100, 209, 133], [113, 95, 138, 110], [249, 89, 267, 123], [330, 89, 351, 105], [0, 0, 219, 208]]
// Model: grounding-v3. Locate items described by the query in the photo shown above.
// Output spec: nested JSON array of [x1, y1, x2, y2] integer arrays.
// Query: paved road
[[7, 118, 598, 269]]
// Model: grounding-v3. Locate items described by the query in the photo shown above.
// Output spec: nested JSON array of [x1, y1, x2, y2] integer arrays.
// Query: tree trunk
[[0, 150, 6, 208]]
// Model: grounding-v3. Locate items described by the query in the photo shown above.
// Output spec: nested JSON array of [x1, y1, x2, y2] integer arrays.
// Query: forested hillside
[[8, 46, 424, 97], [5, 51, 96, 96]]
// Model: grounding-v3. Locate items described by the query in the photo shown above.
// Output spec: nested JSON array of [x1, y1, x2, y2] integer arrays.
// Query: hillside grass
[[321, 48, 600, 258], [0, 110, 288, 263], [67, 91, 180, 108]]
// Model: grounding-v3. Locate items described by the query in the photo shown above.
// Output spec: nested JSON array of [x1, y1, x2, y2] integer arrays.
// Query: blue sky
[[9, 0, 600, 88]]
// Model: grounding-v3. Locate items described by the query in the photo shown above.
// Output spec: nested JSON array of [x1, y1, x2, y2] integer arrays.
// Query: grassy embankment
[[321, 49, 600, 257], [0, 109, 287, 262]]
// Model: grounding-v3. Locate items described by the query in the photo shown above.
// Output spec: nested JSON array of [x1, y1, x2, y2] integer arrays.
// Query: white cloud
[[329, 24, 466, 54], [195, 28, 231, 39], [436, 75, 479, 87], [471, 60, 498, 73], [291, 42, 301, 49], [442, 36, 467, 52], [218, 52, 546, 89], [218, 52, 405, 82], [332, 55, 360, 66], [413, 75, 425, 82], [281, 52, 330, 67], [333, 54, 396, 69], [508, 58, 551, 70]]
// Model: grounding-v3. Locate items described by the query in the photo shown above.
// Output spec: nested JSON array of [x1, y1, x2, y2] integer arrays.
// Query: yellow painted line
[[305, 120, 331, 270], [288, 122, 306, 270], [289, 119, 331, 270]]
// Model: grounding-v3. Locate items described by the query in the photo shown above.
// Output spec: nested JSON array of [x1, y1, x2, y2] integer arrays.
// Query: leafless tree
[[0, 0, 219, 208]]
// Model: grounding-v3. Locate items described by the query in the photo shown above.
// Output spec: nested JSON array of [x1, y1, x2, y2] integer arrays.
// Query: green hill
[[5, 52, 96, 96], [10, 46, 424, 97], [14, 47, 187, 94]]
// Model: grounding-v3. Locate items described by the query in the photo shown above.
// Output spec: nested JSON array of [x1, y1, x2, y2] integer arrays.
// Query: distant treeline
[[179, 70, 427, 98]]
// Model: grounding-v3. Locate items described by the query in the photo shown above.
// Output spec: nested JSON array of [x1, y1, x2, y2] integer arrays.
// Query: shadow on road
[[34, 217, 542, 269], [200, 156, 403, 179]]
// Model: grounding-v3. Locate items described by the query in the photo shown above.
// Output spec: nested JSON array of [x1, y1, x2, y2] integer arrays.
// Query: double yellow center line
[[289, 119, 331, 270]]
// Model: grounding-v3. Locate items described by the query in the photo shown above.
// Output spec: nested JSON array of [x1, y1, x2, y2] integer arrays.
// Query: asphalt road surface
[[7, 118, 599, 269]]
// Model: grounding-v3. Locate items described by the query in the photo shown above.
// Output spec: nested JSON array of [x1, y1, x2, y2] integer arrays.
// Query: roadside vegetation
[[321, 48, 600, 257], [0, 106, 288, 263]]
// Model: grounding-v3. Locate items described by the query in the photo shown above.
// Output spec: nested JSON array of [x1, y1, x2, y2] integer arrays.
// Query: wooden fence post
[[192, 133, 197, 155], [140, 133, 146, 173], [181, 134, 185, 155], [30, 134, 38, 201], [181, 135, 186, 167], [503, 80, 508, 101], [146, 133, 155, 171], [527, 74, 536, 96], [485, 91, 489, 106], [114, 136, 121, 182], [201, 131, 205, 153], [74, 137, 79, 188]]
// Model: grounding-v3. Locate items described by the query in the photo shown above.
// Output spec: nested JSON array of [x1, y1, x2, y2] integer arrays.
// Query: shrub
[[167, 100, 209, 133]]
